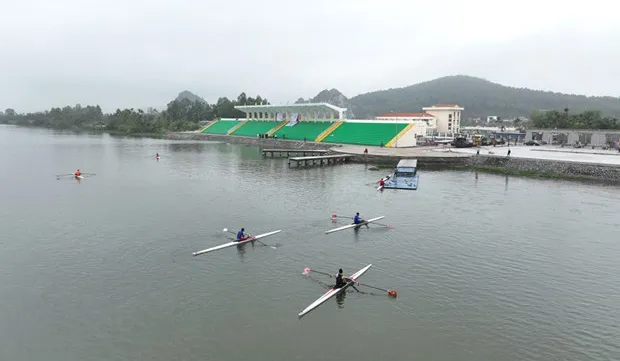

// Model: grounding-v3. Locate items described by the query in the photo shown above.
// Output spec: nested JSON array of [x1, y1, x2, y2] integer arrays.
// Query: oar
[[354, 282, 398, 297], [372, 222, 394, 229], [303, 268, 334, 277], [331, 214, 351, 219]]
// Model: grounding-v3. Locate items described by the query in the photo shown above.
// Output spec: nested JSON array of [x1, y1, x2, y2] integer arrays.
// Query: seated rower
[[333, 269, 350, 289], [236, 228, 249, 242], [353, 212, 368, 228], [74, 168, 81, 177], [353, 212, 366, 224], [379, 178, 385, 187]]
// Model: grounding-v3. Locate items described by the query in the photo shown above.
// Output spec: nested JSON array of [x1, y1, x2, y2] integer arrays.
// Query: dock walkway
[[288, 154, 352, 168], [262, 149, 329, 157]]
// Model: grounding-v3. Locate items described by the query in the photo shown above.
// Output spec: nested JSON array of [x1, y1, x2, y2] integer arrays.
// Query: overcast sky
[[1, 0, 618, 112]]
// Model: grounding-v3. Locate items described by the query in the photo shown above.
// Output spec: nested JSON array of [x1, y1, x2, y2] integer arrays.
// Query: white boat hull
[[192, 230, 281, 256], [324, 216, 385, 234], [298, 264, 372, 318]]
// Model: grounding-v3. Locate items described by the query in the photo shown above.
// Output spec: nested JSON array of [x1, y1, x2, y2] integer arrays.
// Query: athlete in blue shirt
[[236, 228, 248, 241], [353, 212, 365, 224]]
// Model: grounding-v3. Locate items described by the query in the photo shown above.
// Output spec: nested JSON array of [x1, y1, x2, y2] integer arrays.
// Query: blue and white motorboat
[[380, 159, 419, 190]]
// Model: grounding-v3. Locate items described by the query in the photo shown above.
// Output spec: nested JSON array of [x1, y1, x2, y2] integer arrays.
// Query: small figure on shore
[[476, 149, 480, 155], [507, 148, 511, 157], [364, 148, 368, 155]]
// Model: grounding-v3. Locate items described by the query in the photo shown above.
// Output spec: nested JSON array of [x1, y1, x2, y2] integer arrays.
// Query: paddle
[[222, 228, 275, 249], [372, 222, 394, 229], [303, 268, 397, 297], [303, 268, 333, 277], [353, 282, 398, 297]]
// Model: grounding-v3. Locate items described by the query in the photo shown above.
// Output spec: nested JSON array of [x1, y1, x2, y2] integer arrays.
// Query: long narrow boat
[[324, 216, 385, 234], [376, 175, 391, 191], [192, 230, 281, 256], [298, 264, 372, 318]]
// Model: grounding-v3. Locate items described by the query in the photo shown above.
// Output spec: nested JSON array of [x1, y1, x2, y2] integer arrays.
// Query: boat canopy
[[396, 159, 417, 168], [393, 159, 417, 177]]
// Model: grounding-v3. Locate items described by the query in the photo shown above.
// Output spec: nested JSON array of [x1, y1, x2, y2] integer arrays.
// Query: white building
[[422, 104, 464, 134], [375, 112, 436, 137]]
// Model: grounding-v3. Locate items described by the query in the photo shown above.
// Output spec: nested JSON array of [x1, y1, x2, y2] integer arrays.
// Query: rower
[[74, 169, 81, 177], [236, 228, 248, 242], [353, 212, 368, 228], [333, 269, 348, 289], [379, 178, 385, 187], [353, 212, 366, 224], [156, 153, 159, 158]]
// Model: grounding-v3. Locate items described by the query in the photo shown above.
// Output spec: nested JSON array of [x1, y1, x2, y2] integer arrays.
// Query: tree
[[237, 92, 247, 105]]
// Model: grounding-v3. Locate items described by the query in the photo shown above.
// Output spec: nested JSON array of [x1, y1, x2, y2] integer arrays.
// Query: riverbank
[[166, 132, 620, 182], [165, 132, 334, 151]]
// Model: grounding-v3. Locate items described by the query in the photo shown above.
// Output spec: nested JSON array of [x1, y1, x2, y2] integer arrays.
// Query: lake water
[[1, 125, 619, 361]]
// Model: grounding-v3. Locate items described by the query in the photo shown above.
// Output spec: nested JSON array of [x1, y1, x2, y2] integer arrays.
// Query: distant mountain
[[306, 76, 620, 120], [296, 88, 355, 118], [175, 90, 207, 104]]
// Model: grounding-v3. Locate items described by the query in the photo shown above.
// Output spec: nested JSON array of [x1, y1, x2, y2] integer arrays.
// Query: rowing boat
[[298, 264, 372, 318], [192, 230, 281, 256], [324, 216, 385, 234], [376, 175, 390, 190]]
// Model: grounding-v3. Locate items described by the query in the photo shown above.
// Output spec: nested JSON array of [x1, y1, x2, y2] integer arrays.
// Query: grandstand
[[321, 121, 409, 146], [273, 121, 333, 141], [200, 102, 429, 147]]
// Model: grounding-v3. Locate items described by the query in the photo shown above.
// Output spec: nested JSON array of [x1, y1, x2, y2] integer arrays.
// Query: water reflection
[[235, 241, 257, 262], [335, 288, 348, 308]]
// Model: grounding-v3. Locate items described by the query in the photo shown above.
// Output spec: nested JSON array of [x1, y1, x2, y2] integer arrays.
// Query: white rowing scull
[[324, 216, 385, 234], [298, 264, 372, 318], [192, 230, 281, 256]]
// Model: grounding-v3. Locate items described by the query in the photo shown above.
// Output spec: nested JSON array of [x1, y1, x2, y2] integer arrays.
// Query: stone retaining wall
[[165, 132, 335, 150], [346, 154, 471, 166], [467, 155, 620, 181]]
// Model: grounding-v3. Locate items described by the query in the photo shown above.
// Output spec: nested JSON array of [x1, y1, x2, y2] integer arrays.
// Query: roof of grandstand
[[234, 102, 347, 114]]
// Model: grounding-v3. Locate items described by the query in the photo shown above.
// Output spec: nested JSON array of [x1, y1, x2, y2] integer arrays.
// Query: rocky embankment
[[165, 132, 336, 151], [467, 155, 620, 181]]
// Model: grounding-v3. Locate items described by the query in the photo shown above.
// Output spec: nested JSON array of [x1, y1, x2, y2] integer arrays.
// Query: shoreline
[[165, 132, 620, 182]]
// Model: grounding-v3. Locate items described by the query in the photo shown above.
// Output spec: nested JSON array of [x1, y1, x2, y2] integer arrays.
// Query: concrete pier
[[288, 154, 353, 168], [262, 149, 329, 157]]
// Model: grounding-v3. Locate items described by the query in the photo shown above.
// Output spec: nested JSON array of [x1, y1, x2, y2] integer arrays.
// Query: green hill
[[322, 75, 620, 119]]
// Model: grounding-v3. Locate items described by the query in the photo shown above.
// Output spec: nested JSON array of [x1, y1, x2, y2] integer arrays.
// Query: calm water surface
[[1, 125, 619, 361]]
